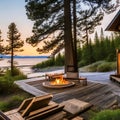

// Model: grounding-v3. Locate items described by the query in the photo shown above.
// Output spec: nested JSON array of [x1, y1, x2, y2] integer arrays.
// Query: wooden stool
[[79, 77, 87, 86]]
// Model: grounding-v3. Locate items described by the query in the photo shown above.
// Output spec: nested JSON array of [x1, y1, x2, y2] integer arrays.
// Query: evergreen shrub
[[110, 62, 117, 70], [88, 61, 103, 72], [0, 95, 28, 111], [80, 61, 116, 72], [0, 67, 27, 94], [97, 62, 113, 72], [32, 58, 55, 69], [32, 53, 64, 69]]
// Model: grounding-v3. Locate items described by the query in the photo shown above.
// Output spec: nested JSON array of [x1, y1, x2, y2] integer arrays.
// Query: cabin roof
[[105, 10, 120, 32]]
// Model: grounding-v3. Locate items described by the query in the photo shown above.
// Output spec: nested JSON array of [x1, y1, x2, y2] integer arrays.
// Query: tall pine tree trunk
[[64, 0, 74, 72], [64, 0, 78, 78], [73, 0, 78, 72]]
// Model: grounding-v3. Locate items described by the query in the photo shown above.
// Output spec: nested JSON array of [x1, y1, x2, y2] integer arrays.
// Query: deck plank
[[15, 78, 120, 110]]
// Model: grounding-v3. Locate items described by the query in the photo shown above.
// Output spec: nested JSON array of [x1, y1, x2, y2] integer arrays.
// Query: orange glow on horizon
[[15, 45, 50, 56]]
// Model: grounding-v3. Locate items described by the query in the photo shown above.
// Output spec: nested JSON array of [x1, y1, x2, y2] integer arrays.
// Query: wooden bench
[[4, 94, 66, 120], [18, 97, 33, 114], [21, 94, 53, 117], [45, 73, 64, 80], [26, 104, 64, 120]]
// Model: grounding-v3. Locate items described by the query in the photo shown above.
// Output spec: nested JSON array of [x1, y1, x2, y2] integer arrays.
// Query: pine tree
[[100, 27, 104, 41], [25, 0, 118, 55], [93, 31, 100, 61], [6, 23, 24, 76], [89, 38, 95, 63], [55, 53, 64, 66], [108, 38, 116, 61], [77, 10, 103, 45], [99, 40, 106, 60], [0, 30, 4, 55], [82, 39, 95, 65], [94, 31, 99, 42], [77, 46, 82, 62], [114, 32, 120, 49]]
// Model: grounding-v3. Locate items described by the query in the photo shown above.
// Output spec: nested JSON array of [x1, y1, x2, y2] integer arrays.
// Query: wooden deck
[[110, 75, 120, 84], [53, 82, 119, 109], [15, 78, 120, 111]]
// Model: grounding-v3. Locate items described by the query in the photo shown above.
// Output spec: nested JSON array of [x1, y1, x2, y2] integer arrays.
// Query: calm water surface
[[0, 58, 48, 66], [0, 58, 48, 74]]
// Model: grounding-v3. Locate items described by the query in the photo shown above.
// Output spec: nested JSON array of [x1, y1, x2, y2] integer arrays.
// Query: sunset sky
[[0, 0, 39, 56], [0, 0, 120, 55]]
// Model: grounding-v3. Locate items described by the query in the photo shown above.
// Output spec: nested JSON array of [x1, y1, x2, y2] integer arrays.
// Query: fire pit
[[43, 75, 75, 89]]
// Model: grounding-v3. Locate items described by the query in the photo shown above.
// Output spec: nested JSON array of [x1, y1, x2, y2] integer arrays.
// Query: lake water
[[0, 58, 48, 67], [0, 58, 48, 74]]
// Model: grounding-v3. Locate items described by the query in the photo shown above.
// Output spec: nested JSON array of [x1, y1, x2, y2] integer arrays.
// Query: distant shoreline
[[0, 57, 48, 69], [0, 55, 49, 59]]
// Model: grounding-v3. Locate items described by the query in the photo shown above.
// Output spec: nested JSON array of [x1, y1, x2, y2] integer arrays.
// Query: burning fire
[[50, 75, 69, 85]]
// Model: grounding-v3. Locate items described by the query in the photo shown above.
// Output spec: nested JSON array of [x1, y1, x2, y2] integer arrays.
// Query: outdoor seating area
[[0, 94, 93, 120], [45, 73, 87, 87], [3, 94, 65, 120], [1, 72, 119, 120]]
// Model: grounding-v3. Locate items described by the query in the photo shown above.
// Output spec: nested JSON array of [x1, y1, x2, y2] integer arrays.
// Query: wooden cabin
[[106, 9, 120, 83], [105, 10, 120, 32]]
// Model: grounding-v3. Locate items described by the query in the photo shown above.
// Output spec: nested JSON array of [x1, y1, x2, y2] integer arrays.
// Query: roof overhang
[[105, 10, 120, 32]]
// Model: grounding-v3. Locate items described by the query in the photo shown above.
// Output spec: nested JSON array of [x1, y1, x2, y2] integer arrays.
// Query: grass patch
[[79, 61, 116, 72], [0, 67, 32, 111], [0, 91, 32, 111], [0, 67, 27, 94], [91, 109, 120, 120], [97, 62, 115, 72]]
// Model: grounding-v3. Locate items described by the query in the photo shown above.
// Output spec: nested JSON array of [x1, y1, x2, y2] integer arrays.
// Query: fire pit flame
[[50, 76, 69, 85]]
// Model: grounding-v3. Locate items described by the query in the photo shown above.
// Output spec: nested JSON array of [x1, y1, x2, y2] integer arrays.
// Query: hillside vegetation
[[32, 32, 119, 72]]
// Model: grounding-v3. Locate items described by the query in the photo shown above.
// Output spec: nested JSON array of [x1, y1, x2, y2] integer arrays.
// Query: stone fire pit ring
[[42, 81, 75, 89]]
